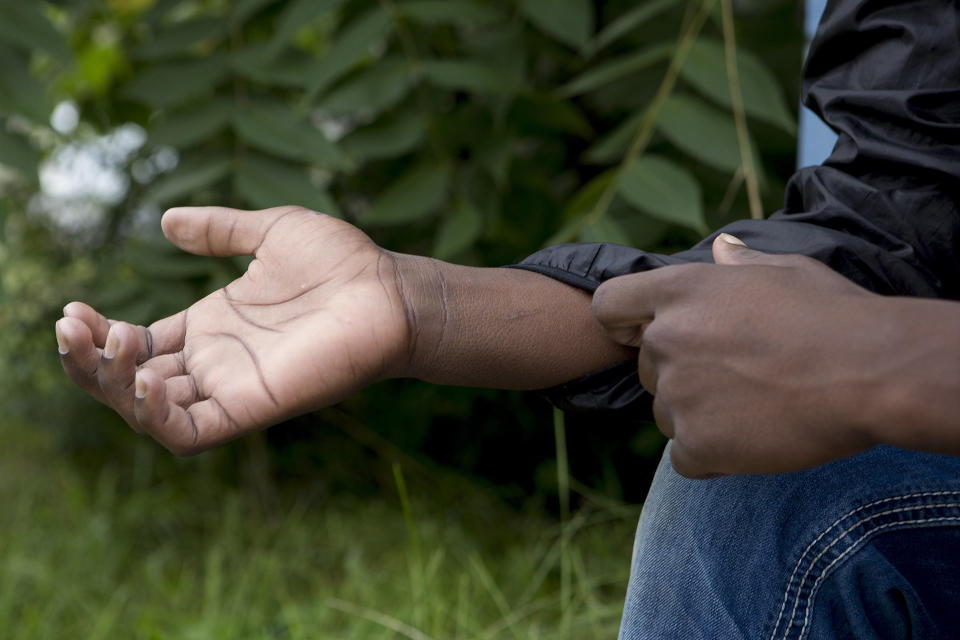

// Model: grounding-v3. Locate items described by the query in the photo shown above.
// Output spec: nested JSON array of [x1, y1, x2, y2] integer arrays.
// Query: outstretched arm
[[55, 205, 631, 454]]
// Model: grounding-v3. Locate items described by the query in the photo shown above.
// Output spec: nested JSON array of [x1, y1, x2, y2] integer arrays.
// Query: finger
[[134, 367, 181, 444], [637, 346, 658, 397], [56, 317, 107, 403], [97, 322, 143, 428], [134, 375, 238, 456], [712, 233, 796, 267], [161, 206, 306, 257], [63, 301, 112, 347], [63, 301, 186, 362], [163, 374, 204, 408], [144, 311, 187, 359], [113, 311, 188, 364], [668, 439, 723, 480], [138, 352, 187, 379], [592, 272, 667, 347]]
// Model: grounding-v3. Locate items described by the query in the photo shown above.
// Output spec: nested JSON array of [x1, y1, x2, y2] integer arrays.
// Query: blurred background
[[0, 0, 805, 636]]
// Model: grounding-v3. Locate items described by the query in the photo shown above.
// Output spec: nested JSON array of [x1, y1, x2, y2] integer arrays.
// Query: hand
[[56, 206, 417, 454], [592, 234, 888, 478]]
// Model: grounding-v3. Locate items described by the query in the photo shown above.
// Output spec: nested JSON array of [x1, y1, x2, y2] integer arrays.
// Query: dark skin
[[593, 233, 960, 477], [57, 207, 960, 474], [55, 206, 631, 455]]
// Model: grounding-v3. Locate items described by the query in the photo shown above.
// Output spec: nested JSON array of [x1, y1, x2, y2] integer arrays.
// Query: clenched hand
[[592, 234, 891, 478], [56, 206, 415, 454]]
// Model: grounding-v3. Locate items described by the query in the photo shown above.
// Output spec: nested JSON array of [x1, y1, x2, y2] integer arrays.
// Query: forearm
[[865, 297, 960, 453], [391, 253, 634, 389]]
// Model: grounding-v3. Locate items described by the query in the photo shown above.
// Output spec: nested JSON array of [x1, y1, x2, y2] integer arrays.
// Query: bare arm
[[56, 205, 631, 454], [394, 255, 632, 389]]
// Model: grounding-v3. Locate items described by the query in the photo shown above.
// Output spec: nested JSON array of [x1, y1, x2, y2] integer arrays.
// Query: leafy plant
[[0, 0, 802, 490]]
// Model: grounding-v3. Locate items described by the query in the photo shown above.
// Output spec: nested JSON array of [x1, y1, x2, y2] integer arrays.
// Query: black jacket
[[513, 0, 960, 414]]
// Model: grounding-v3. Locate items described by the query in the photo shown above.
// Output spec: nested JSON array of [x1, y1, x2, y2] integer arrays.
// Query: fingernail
[[55, 320, 69, 355], [719, 233, 747, 247], [103, 327, 120, 359], [135, 370, 147, 399]]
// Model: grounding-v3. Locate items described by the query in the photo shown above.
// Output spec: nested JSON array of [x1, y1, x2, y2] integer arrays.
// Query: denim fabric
[[618, 444, 960, 639]]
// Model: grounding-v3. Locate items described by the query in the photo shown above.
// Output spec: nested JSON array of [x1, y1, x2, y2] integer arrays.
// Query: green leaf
[[420, 60, 518, 95], [476, 137, 511, 187], [341, 108, 425, 162], [122, 55, 229, 109], [509, 93, 593, 137], [0, 126, 39, 179], [582, 110, 645, 164], [656, 94, 748, 175], [309, 8, 394, 96], [0, 45, 51, 123], [519, 0, 593, 53], [581, 214, 632, 245], [363, 162, 450, 225], [76, 40, 126, 97], [319, 58, 414, 117], [592, 0, 677, 53], [618, 155, 707, 234], [232, 101, 347, 169], [544, 170, 616, 245], [141, 156, 232, 205], [565, 171, 616, 220], [462, 21, 526, 85], [135, 18, 226, 60], [233, 0, 282, 24], [233, 1, 346, 70], [234, 154, 340, 216], [560, 43, 671, 97], [148, 99, 231, 148], [130, 251, 217, 280], [680, 39, 796, 134], [271, 0, 347, 58], [0, 0, 71, 63], [433, 198, 482, 259], [397, 1, 505, 25]]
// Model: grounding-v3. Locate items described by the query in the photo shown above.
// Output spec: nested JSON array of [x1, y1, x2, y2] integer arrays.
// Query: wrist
[[383, 251, 449, 381], [860, 296, 960, 452], [833, 295, 903, 449]]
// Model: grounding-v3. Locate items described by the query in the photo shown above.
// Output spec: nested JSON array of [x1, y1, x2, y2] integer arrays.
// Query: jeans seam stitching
[[767, 491, 960, 640], [795, 514, 960, 640]]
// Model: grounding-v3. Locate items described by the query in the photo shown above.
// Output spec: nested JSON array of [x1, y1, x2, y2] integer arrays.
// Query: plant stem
[[377, 0, 450, 167], [721, 0, 763, 220], [553, 407, 571, 635], [560, 0, 718, 243]]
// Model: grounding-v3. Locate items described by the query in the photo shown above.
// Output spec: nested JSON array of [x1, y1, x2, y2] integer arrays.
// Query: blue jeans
[[619, 443, 960, 639]]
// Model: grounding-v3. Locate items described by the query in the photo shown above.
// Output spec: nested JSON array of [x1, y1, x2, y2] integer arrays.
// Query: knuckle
[[641, 321, 678, 355], [673, 423, 718, 470]]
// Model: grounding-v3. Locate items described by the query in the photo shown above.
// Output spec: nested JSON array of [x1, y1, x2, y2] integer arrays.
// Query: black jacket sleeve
[[514, 0, 960, 413]]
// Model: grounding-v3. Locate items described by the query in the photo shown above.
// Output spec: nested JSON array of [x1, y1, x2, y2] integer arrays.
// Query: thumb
[[161, 206, 300, 257], [592, 271, 662, 347], [712, 233, 773, 265]]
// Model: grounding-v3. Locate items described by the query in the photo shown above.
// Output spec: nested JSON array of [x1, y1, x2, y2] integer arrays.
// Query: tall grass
[[0, 421, 640, 638]]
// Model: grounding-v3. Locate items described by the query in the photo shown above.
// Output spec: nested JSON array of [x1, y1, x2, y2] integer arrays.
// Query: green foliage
[[619, 155, 706, 234], [0, 420, 638, 638], [0, 5, 803, 633], [0, 0, 803, 491]]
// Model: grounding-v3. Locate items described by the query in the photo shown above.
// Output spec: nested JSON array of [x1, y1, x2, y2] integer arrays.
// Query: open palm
[[57, 206, 413, 454]]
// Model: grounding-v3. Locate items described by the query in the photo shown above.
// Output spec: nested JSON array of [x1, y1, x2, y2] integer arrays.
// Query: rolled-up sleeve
[[514, 0, 960, 413]]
